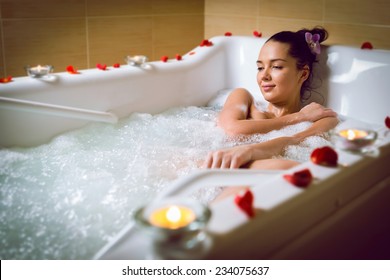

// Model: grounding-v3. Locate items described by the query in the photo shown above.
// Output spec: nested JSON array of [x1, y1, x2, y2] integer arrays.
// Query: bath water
[[0, 105, 331, 259]]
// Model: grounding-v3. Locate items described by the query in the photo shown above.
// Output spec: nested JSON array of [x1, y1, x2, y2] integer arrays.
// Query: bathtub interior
[[92, 38, 390, 259], [1, 36, 390, 260], [1, 36, 390, 147], [96, 127, 390, 260]]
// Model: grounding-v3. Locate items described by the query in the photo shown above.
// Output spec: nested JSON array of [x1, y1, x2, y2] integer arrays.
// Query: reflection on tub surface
[[0, 103, 333, 259]]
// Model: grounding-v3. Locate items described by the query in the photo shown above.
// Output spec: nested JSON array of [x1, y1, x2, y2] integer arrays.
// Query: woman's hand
[[299, 102, 337, 122], [204, 145, 254, 169], [204, 137, 295, 169]]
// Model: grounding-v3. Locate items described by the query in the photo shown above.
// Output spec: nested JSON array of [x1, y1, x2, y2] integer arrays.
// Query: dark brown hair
[[266, 27, 328, 100]]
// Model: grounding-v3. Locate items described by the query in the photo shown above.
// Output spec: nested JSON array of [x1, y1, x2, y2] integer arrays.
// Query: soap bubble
[[0, 106, 332, 259]]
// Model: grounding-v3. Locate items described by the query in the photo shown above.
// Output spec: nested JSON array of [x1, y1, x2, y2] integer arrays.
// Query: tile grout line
[[0, 3, 7, 76], [323, 0, 326, 26], [0, 20, 6, 76], [152, 15, 155, 60], [85, 1, 90, 69]]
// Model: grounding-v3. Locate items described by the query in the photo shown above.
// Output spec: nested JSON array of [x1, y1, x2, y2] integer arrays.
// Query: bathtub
[[1, 36, 390, 259]]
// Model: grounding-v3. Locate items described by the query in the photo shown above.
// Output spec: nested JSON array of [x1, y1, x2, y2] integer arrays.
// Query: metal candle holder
[[134, 198, 212, 259]]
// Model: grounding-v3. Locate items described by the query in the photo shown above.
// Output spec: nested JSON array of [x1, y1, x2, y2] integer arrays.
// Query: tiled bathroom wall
[[0, 0, 204, 77], [205, 0, 390, 50], [1, 0, 389, 78]]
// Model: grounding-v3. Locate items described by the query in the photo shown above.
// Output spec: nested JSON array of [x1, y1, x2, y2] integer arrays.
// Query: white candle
[[339, 129, 368, 140], [126, 55, 148, 66], [134, 199, 211, 259], [336, 128, 377, 152], [149, 205, 196, 230], [26, 65, 53, 78]]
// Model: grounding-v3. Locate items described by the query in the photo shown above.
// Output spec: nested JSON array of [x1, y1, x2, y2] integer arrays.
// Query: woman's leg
[[212, 159, 300, 202]]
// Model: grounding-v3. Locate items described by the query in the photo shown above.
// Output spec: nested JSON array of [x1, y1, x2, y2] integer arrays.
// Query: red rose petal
[[224, 32, 232, 36], [113, 63, 120, 68], [234, 189, 255, 218], [66, 65, 79, 74], [175, 54, 182, 61], [361, 42, 373, 49], [0, 76, 12, 83], [253, 31, 262, 37], [200, 39, 213, 47], [96, 63, 107, 70], [310, 146, 338, 167], [283, 168, 313, 188], [385, 116, 390, 129], [161, 55, 169, 62]]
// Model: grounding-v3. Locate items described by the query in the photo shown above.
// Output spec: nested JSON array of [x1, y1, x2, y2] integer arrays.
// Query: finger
[[221, 156, 232, 169], [324, 108, 337, 117], [230, 156, 242, 169], [211, 152, 223, 169], [204, 152, 215, 168]]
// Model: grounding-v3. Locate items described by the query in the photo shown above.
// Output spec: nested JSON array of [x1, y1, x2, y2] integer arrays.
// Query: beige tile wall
[[1, 0, 389, 78], [205, 0, 390, 50], [0, 13, 4, 78], [0, 0, 204, 77]]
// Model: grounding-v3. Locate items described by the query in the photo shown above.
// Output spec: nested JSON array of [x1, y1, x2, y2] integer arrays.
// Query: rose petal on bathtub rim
[[310, 146, 338, 167], [283, 168, 313, 188], [234, 189, 255, 218], [385, 116, 390, 129], [0, 76, 12, 83]]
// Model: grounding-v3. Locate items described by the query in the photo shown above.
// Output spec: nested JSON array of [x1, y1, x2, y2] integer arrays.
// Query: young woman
[[204, 27, 338, 171]]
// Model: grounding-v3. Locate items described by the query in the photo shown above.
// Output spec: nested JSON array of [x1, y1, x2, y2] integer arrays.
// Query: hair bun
[[299, 26, 328, 43]]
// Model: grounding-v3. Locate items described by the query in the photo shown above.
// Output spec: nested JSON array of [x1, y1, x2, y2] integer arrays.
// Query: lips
[[261, 84, 275, 92]]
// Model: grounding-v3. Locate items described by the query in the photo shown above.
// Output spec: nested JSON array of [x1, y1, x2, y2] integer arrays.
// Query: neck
[[267, 99, 301, 118]]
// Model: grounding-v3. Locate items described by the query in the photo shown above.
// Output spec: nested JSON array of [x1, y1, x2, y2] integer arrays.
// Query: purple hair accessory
[[305, 32, 321, 55]]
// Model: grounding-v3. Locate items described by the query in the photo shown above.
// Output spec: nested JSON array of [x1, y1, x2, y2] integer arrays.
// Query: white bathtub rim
[[95, 135, 390, 259]]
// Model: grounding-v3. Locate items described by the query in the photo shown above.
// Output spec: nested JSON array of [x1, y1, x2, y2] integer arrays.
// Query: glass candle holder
[[332, 128, 377, 152], [134, 198, 212, 259], [125, 55, 148, 66], [25, 65, 53, 78]]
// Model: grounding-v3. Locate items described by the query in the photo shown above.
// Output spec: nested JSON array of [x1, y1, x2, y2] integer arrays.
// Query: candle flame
[[149, 205, 196, 229], [339, 129, 368, 140], [347, 129, 356, 140], [166, 206, 181, 223]]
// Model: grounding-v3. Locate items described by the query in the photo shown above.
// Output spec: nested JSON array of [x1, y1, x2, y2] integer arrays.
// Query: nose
[[259, 67, 271, 81]]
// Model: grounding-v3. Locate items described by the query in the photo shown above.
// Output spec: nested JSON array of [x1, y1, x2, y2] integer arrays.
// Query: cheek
[[276, 72, 297, 86]]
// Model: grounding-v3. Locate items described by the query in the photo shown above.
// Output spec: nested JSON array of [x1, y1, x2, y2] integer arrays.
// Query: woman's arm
[[218, 89, 336, 136], [205, 115, 339, 169], [204, 136, 294, 169], [218, 88, 300, 135], [293, 115, 339, 142]]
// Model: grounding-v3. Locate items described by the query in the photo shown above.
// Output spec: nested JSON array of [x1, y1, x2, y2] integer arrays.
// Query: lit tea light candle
[[26, 65, 53, 78], [149, 205, 196, 230], [134, 199, 211, 259], [335, 128, 377, 152], [339, 129, 368, 140], [125, 55, 148, 66]]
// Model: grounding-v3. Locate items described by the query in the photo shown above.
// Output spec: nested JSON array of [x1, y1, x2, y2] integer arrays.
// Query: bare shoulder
[[218, 88, 254, 123], [225, 88, 254, 104]]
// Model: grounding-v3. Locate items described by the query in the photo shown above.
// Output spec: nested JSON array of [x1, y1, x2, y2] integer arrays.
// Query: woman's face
[[256, 40, 308, 106]]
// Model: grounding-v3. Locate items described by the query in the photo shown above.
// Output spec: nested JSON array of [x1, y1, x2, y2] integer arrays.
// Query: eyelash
[[257, 66, 283, 71]]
